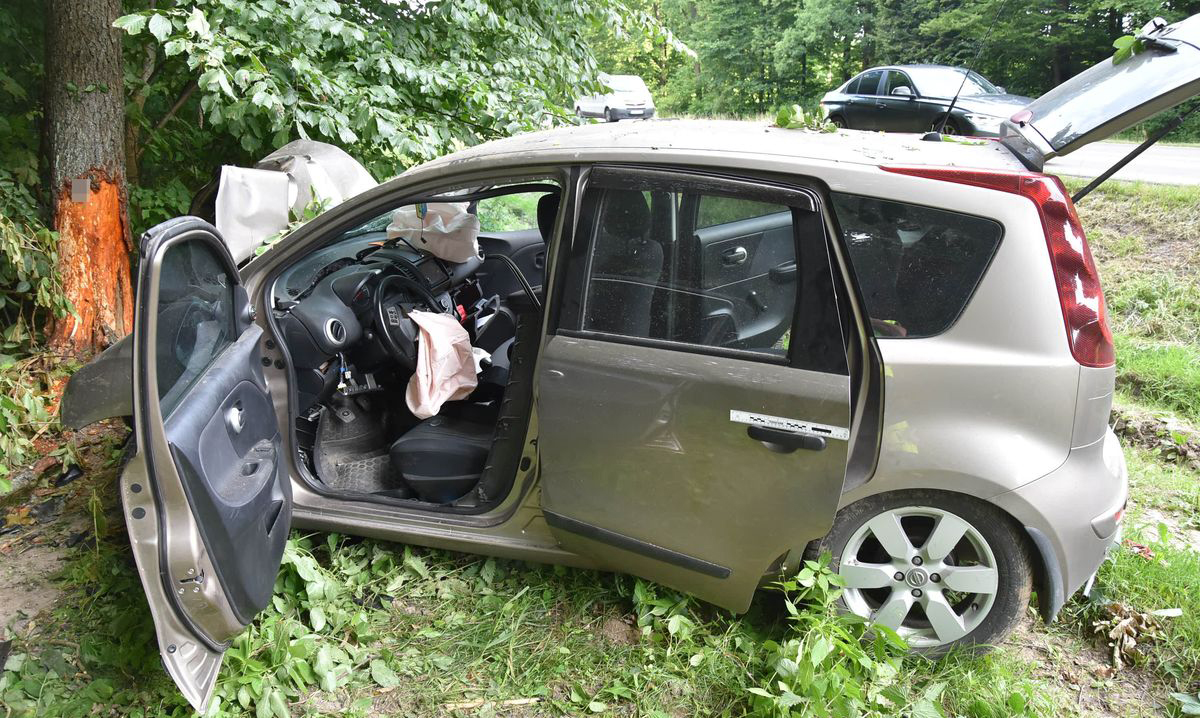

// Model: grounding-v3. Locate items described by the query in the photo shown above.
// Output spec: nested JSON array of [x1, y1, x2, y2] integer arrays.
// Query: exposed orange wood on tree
[[47, 173, 133, 354]]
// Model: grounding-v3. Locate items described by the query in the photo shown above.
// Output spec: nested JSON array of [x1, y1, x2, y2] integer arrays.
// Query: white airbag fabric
[[214, 166, 291, 265], [405, 311, 478, 419], [387, 202, 481, 264]]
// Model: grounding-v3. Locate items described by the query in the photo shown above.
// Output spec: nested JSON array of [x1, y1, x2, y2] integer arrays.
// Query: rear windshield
[[831, 193, 1002, 338]]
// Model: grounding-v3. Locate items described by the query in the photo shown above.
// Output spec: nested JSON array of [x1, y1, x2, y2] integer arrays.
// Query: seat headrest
[[601, 189, 650, 238], [537, 192, 560, 243]]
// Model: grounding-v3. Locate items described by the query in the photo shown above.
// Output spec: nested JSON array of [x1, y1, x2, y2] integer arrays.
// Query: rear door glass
[[856, 70, 884, 96], [830, 193, 1001, 338]]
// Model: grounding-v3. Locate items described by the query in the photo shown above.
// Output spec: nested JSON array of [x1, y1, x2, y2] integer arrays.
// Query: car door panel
[[126, 218, 289, 712], [477, 229, 546, 300], [696, 211, 795, 346], [539, 335, 850, 612], [539, 167, 851, 613], [844, 70, 885, 129]]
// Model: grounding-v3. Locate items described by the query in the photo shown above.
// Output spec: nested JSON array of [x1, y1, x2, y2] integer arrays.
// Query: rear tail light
[[880, 165, 1115, 367]]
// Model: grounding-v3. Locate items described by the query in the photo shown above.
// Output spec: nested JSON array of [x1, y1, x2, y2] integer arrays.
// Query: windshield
[[605, 75, 648, 93], [910, 68, 999, 98]]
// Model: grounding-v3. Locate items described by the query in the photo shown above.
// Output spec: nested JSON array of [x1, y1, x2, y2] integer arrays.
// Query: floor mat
[[331, 453, 398, 493], [314, 397, 403, 494]]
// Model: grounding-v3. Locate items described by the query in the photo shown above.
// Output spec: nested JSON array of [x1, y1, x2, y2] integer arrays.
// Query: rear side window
[[831, 193, 1001, 338], [855, 70, 884, 95]]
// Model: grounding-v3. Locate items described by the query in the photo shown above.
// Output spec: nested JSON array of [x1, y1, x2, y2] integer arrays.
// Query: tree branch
[[152, 78, 198, 132]]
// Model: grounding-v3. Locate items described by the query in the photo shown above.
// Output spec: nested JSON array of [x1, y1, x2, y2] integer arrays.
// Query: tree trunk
[[44, 0, 133, 356]]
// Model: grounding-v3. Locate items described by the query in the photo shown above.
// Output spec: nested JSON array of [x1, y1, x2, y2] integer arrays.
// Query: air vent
[[324, 318, 347, 346]]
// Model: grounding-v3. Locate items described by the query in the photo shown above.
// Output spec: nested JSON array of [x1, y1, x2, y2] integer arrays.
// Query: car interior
[[268, 173, 815, 514], [269, 181, 559, 512]]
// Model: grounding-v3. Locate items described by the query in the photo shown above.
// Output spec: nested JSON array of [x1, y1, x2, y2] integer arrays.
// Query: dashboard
[[271, 229, 483, 411]]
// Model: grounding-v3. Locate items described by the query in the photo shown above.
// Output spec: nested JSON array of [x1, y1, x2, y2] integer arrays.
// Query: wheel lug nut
[[911, 588, 923, 598], [894, 572, 905, 581], [911, 557, 923, 566], [930, 573, 941, 583]]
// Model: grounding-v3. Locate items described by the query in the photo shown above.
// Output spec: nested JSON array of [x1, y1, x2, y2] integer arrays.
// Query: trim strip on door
[[544, 510, 732, 579], [729, 410, 850, 441]]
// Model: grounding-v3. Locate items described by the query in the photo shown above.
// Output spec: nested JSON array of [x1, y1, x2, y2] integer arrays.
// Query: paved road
[[1045, 141, 1200, 185]]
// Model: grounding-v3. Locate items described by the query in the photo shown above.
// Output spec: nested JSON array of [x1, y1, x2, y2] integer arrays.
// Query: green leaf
[[309, 606, 326, 632], [369, 659, 400, 688], [113, 14, 147, 35], [186, 9, 211, 38], [148, 14, 172, 42]]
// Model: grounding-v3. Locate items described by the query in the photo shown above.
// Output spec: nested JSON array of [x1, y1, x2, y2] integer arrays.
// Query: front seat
[[586, 189, 663, 337], [389, 414, 493, 503]]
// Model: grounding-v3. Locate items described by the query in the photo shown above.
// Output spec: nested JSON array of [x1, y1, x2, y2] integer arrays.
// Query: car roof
[[413, 120, 1027, 176]]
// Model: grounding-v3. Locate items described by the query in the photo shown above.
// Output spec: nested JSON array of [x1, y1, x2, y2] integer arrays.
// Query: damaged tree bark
[[44, 0, 133, 356]]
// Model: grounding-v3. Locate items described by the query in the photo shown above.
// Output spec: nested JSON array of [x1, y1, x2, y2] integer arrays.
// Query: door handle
[[747, 425, 826, 453], [534, 252, 545, 269], [226, 402, 245, 435], [769, 261, 797, 284], [721, 246, 748, 266], [876, 103, 887, 109]]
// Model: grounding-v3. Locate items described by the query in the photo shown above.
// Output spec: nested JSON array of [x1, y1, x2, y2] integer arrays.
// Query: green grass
[[0, 534, 1067, 718], [1123, 445, 1200, 523], [1083, 534, 1200, 687], [1114, 337, 1200, 424]]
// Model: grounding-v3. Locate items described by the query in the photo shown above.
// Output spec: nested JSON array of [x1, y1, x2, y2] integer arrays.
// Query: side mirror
[[891, 86, 914, 98], [996, 86, 1007, 94]]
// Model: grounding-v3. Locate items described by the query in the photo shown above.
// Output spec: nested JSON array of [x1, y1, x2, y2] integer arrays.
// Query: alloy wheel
[[836, 505, 999, 648]]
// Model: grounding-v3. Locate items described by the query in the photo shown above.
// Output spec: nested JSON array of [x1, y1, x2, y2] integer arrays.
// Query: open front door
[[538, 167, 853, 612], [124, 218, 290, 711]]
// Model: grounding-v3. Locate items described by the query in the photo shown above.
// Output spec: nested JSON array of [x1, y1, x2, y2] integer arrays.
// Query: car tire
[[809, 490, 1032, 656], [605, 107, 618, 123], [934, 117, 963, 135], [829, 115, 847, 129]]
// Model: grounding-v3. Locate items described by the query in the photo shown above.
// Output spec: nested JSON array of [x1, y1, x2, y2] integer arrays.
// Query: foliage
[[595, 0, 1199, 123], [1111, 34, 1146, 65], [0, 174, 73, 341], [115, 0, 686, 178], [745, 555, 911, 717], [774, 103, 837, 131], [1114, 337, 1200, 424], [255, 197, 333, 258], [0, 355, 73, 494]]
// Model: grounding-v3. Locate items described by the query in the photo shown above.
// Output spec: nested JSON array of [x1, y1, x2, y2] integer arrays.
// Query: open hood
[[1000, 13, 1200, 170]]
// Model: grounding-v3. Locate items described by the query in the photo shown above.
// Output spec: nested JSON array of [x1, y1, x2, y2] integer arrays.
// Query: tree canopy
[[596, 0, 1200, 122]]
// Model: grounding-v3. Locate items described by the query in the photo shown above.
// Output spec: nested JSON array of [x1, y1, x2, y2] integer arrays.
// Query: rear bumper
[[989, 427, 1127, 621]]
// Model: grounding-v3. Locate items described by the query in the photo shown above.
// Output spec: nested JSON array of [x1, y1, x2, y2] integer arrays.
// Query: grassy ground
[[1, 180, 1198, 718]]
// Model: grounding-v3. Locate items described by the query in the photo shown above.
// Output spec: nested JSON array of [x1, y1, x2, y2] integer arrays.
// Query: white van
[[575, 73, 656, 121]]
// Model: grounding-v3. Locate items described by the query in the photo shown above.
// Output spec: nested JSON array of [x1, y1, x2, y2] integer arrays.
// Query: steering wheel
[[373, 272, 449, 371]]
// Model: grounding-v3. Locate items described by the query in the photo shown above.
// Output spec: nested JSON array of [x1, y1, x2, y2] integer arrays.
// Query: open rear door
[[1000, 13, 1200, 170], [123, 217, 290, 711]]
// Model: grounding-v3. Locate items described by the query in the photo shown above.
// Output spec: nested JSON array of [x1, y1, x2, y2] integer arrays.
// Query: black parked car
[[820, 64, 1034, 136]]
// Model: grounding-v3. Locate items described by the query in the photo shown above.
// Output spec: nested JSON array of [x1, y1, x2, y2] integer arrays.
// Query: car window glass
[[911, 67, 998, 97], [476, 192, 545, 232], [580, 184, 800, 357], [696, 196, 783, 229], [884, 71, 914, 95], [846, 75, 863, 94], [857, 70, 884, 95], [831, 193, 1001, 338], [155, 240, 236, 416]]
